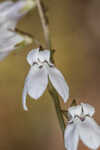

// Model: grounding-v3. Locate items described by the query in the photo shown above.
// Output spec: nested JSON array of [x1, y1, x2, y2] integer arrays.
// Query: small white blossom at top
[[22, 48, 69, 111], [0, 0, 36, 30], [64, 103, 100, 150], [0, 0, 36, 61], [0, 29, 33, 61]]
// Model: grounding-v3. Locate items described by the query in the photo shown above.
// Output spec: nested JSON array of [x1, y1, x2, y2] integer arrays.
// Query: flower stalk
[[36, 0, 51, 49], [48, 83, 65, 135], [36, 0, 65, 135]]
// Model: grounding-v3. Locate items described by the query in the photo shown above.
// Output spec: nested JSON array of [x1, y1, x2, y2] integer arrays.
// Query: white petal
[[0, 30, 24, 54], [39, 50, 50, 62], [78, 117, 100, 150], [0, 30, 32, 61], [20, 0, 36, 14], [22, 78, 28, 111], [27, 65, 48, 100], [64, 122, 79, 150], [0, 1, 13, 12], [68, 105, 82, 119], [26, 48, 39, 66], [6, 1, 27, 19], [48, 67, 69, 102], [81, 103, 95, 117], [0, 52, 9, 61], [0, 0, 34, 30], [85, 117, 100, 134], [6, 0, 36, 24], [0, 1, 24, 30], [0, 30, 23, 49]]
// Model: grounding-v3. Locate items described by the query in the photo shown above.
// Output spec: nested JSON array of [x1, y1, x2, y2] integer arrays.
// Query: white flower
[[0, 29, 32, 61], [22, 48, 69, 111], [0, 0, 36, 30], [0, 0, 36, 60], [64, 103, 100, 150]]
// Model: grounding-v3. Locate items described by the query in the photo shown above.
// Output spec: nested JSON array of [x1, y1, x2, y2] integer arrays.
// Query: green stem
[[48, 83, 65, 135], [36, 0, 51, 49], [36, 0, 65, 135]]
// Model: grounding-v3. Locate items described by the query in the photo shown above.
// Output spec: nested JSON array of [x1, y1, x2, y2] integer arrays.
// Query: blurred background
[[0, 0, 100, 149]]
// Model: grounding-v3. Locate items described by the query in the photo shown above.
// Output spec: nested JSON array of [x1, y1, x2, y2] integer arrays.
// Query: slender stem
[[36, 0, 65, 135], [48, 83, 65, 135], [36, 0, 51, 49]]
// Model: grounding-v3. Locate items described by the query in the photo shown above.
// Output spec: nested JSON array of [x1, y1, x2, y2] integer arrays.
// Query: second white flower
[[22, 48, 69, 110]]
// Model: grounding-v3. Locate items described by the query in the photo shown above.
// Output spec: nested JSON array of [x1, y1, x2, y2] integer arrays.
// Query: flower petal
[[0, 52, 9, 61], [78, 117, 100, 150], [6, 1, 29, 19], [0, 30, 24, 61], [86, 117, 100, 134], [68, 105, 82, 119], [0, 30, 23, 52], [26, 48, 39, 66], [20, 0, 36, 14], [81, 103, 95, 117], [0, 1, 25, 30], [27, 65, 48, 100], [0, 0, 35, 30], [0, 1, 13, 12], [0, 29, 33, 61], [39, 50, 50, 62], [64, 122, 79, 150], [22, 65, 48, 111], [22, 78, 28, 111], [48, 67, 69, 102]]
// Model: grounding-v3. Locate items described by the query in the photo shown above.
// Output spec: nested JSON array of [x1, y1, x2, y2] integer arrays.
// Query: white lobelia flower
[[64, 103, 100, 150], [0, 0, 36, 61], [0, 29, 32, 61], [0, 0, 36, 30], [22, 48, 69, 111]]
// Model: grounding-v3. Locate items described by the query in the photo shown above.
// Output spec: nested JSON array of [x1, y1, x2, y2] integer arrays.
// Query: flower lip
[[79, 117, 85, 122], [74, 115, 89, 122], [68, 114, 89, 124], [68, 103, 94, 122], [31, 51, 54, 68], [27, 48, 55, 67], [36, 59, 54, 68]]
